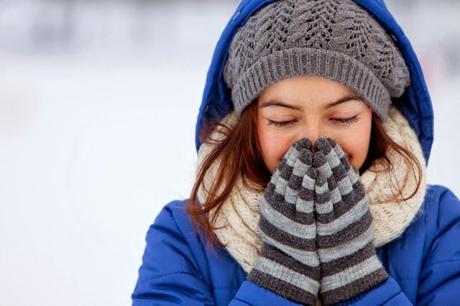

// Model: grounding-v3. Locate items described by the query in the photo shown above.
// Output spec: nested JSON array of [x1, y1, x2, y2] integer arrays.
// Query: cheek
[[340, 139, 369, 171], [258, 128, 293, 174], [340, 122, 372, 171]]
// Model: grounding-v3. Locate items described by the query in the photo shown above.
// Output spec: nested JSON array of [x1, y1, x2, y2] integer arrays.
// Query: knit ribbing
[[233, 48, 391, 119]]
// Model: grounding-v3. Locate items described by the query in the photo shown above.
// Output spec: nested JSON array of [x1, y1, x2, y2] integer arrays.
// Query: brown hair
[[186, 101, 423, 251]]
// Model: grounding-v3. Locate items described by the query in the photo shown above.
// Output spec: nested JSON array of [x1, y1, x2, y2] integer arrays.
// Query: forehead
[[258, 77, 367, 112], [258, 76, 358, 106]]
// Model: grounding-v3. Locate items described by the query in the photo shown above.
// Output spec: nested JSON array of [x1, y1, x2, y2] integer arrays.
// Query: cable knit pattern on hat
[[195, 105, 426, 276], [223, 0, 411, 120]]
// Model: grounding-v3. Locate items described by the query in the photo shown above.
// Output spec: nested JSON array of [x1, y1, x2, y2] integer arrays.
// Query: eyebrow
[[260, 95, 364, 111]]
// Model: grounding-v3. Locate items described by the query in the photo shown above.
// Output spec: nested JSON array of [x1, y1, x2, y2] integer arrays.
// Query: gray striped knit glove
[[248, 137, 320, 305], [312, 137, 389, 305]]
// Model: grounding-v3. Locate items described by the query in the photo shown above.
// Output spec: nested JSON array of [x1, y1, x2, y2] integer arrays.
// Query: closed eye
[[267, 115, 359, 127], [330, 115, 359, 125], [267, 120, 296, 127]]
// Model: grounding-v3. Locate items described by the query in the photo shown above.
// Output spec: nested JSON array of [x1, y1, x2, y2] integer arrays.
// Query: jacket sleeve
[[416, 186, 460, 305], [131, 201, 215, 306], [334, 186, 460, 306], [131, 201, 302, 306], [331, 277, 413, 306]]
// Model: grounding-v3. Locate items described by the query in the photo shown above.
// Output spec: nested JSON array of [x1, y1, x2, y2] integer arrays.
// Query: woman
[[132, 0, 460, 305]]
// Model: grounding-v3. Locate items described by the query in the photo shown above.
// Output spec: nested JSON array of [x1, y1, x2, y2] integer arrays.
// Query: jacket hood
[[194, 0, 434, 166]]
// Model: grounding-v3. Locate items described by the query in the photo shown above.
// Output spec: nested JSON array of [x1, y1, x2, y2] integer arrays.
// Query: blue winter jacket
[[132, 0, 460, 305]]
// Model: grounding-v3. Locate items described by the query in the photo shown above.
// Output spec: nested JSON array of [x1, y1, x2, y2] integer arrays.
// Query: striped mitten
[[248, 137, 320, 305], [312, 137, 389, 305]]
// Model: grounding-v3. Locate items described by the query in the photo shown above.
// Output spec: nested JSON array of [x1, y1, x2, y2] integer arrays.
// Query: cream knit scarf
[[196, 105, 427, 274]]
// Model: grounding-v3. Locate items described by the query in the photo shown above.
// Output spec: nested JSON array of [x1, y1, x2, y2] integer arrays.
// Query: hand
[[248, 137, 320, 305], [312, 137, 389, 305]]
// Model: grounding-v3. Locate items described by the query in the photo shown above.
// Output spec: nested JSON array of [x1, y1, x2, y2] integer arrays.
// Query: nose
[[300, 126, 323, 152]]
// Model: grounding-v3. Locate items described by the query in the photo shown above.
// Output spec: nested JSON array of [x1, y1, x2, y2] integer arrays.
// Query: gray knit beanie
[[223, 0, 411, 120]]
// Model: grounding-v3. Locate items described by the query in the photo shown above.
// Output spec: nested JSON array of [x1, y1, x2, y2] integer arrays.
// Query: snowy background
[[0, 1, 459, 305]]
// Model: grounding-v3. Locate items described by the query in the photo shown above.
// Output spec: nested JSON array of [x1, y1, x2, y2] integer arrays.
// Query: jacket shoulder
[[423, 184, 460, 220], [153, 199, 190, 231], [421, 184, 460, 264], [140, 199, 210, 277]]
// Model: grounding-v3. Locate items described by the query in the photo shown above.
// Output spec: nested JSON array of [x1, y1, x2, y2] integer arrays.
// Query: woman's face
[[257, 76, 373, 174]]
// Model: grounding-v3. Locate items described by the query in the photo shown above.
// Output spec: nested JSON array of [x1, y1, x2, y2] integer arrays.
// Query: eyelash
[[268, 115, 359, 127]]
